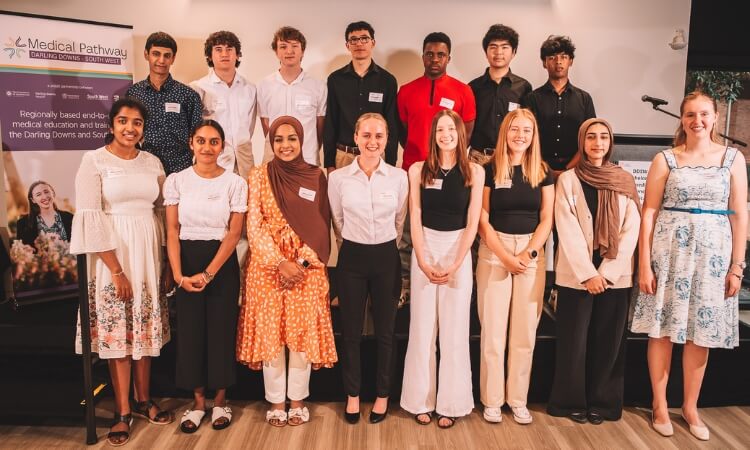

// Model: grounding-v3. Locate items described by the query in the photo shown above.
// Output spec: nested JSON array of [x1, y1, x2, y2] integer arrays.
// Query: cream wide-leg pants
[[262, 349, 312, 403]]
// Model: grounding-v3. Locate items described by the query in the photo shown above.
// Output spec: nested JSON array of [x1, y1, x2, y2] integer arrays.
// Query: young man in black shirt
[[524, 35, 595, 177], [469, 24, 532, 166], [323, 21, 398, 174]]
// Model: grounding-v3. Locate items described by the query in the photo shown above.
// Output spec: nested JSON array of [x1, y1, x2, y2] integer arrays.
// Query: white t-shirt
[[163, 167, 248, 240], [257, 70, 327, 166]]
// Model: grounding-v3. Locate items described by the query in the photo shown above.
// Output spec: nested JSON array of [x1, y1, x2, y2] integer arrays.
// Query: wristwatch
[[297, 258, 311, 269], [528, 249, 538, 259]]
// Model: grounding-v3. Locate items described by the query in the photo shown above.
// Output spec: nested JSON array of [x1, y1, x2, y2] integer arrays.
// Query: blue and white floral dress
[[630, 148, 739, 349]]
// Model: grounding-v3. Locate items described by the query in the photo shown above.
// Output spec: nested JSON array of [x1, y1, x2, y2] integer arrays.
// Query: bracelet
[[202, 270, 215, 283], [112, 270, 124, 277], [730, 272, 743, 280], [178, 277, 185, 288]]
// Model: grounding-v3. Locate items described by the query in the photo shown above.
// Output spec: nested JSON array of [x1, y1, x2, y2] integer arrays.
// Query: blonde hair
[[421, 109, 472, 187], [491, 108, 547, 188], [354, 112, 387, 136], [673, 91, 721, 149]]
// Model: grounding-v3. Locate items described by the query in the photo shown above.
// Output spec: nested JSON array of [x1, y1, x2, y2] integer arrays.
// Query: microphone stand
[[645, 102, 747, 147]]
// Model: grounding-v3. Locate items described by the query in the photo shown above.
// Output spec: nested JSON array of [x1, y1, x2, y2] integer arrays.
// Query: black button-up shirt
[[524, 80, 595, 170], [468, 68, 532, 150], [126, 74, 203, 175], [323, 61, 399, 167]]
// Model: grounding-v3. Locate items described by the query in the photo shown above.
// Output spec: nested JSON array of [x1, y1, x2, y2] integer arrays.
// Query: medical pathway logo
[[3, 36, 26, 59]]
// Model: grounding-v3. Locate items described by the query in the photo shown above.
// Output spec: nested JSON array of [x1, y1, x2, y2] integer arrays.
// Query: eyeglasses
[[347, 36, 372, 45]]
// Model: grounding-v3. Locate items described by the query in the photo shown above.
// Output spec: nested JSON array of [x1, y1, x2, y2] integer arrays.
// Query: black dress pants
[[175, 240, 239, 391], [547, 286, 629, 420], [337, 239, 400, 397]]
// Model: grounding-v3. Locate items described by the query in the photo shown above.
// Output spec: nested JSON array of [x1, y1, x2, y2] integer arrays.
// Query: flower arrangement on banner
[[10, 232, 78, 290]]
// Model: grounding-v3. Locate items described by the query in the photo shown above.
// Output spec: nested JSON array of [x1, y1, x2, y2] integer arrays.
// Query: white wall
[[2, 0, 691, 157]]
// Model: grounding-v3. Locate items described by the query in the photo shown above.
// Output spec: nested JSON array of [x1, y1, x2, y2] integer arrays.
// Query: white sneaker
[[511, 406, 533, 424], [483, 407, 503, 423]]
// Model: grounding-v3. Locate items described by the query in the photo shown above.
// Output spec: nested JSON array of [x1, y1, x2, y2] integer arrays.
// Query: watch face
[[530, 250, 538, 258]]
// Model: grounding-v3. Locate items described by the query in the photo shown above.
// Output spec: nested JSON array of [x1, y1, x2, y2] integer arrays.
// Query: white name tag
[[368, 92, 384, 103], [207, 193, 220, 201], [379, 191, 396, 201], [165, 102, 181, 113], [104, 167, 125, 178], [426, 179, 443, 190], [495, 180, 512, 189], [295, 95, 312, 107], [439, 97, 455, 110], [298, 187, 316, 201], [508, 101, 520, 112]]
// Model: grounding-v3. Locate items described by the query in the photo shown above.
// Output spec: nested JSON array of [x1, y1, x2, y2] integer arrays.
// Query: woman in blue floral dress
[[630, 92, 747, 441]]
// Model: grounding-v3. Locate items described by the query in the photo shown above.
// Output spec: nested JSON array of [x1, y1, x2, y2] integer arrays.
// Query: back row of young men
[[126, 22, 595, 178]]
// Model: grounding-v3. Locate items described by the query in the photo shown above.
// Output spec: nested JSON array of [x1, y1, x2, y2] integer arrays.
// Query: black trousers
[[175, 240, 239, 391], [547, 286, 629, 420], [337, 239, 400, 397]]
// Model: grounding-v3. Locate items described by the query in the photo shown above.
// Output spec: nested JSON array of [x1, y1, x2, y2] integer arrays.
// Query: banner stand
[[76, 254, 97, 445]]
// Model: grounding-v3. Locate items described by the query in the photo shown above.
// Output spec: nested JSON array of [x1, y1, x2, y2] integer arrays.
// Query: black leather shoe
[[369, 408, 388, 424], [588, 412, 604, 425], [344, 409, 360, 424], [569, 412, 588, 424]]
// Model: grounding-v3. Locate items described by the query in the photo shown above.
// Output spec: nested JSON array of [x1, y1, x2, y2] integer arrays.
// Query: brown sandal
[[437, 415, 457, 429], [107, 413, 133, 447], [415, 411, 433, 425]]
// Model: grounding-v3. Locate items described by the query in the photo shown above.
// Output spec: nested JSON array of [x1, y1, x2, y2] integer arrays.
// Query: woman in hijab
[[547, 118, 641, 425], [236, 116, 337, 427]]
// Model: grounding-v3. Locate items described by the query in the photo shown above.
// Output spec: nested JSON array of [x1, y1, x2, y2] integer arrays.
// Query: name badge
[[426, 179, 443, 190], [439, 97, 455, 110], [379, 191, 396, 201], [495, 180, 512, 189], [368, 92, 384, 103], [298, 187, 316, 201], [295, 95, 312, 108], [508, 101, 520, 112], [104, 167, 125, 178], [207, 193, 220, 201], [165, 102, 181, 113]]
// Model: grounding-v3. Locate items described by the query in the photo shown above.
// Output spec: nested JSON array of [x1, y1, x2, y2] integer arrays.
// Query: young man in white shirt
[[257, 27, 327, 166], [191, 31, 257, 180]]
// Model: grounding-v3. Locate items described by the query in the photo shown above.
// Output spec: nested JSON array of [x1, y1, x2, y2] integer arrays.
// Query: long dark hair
[[23, 180, 58, 237], [104, 97, 149, 146]]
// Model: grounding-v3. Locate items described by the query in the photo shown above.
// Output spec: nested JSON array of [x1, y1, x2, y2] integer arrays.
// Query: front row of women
[[73, 92, 745, 445]]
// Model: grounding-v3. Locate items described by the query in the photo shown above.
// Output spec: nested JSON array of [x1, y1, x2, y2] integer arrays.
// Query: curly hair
[[271, 26, 306, 51], [204, 31, 242, 67], [540, 35, 575, 60]]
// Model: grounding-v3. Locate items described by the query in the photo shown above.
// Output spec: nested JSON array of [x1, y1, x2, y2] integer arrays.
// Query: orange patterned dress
[[236, 163, 337, 370]]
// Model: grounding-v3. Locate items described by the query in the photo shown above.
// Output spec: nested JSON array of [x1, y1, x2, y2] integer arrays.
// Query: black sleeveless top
[[420, 166, 471, 231]]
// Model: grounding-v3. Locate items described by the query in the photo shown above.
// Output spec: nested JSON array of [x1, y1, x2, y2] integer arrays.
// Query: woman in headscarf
[[236, 116, 337, 427], [547, 118, 641, 425]]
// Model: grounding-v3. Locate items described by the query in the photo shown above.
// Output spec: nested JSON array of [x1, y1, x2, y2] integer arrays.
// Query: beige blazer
[[554, 169, 640, 290]]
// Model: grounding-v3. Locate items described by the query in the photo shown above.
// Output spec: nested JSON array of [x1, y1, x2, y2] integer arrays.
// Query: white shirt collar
[[273, 69, 306, 85], [347, 156, 388, 177], [208, 68, 244, 86]]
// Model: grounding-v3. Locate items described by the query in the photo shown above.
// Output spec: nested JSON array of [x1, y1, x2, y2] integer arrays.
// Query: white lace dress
[[70, 147, 170, 359]]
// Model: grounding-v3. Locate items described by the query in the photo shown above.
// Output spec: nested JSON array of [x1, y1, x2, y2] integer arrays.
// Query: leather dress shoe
[[587, 412, 604, 425], [369, 407, 388, 424], [344, 410, 360, 424], [569, 412, 588, 424]]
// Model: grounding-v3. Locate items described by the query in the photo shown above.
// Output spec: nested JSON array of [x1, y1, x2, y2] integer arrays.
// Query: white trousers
[[400, 228, 474, 417], [262, 349, 311, 403]]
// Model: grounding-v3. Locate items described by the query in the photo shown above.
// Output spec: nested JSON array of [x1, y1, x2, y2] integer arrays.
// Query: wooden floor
[[1, 400, 748, 449]]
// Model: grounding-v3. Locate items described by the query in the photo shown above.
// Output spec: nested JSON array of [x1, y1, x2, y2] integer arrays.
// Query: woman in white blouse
[[328, 113, 408, 424], [70, 98, 173, 447], [164, 120, 247, 433]]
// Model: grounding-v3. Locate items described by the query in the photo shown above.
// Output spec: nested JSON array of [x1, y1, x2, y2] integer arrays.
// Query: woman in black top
[[476, 109, 554, 425], [400, 109, 484, 429], [16, 181, 73, 249]]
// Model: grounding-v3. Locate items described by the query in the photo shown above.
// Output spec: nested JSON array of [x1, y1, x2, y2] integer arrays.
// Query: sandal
[[437, 415, 457, 429], [179, 409, 206, 434], [266, 409, 288, 427], [212, 406, 233, 430], [288, 406, 310, 426], [133, 399, 174, 425], [107, 413, 133, 447], [414, 411, 433, 425]]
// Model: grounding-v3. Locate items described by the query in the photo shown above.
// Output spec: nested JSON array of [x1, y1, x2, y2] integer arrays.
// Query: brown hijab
[[267, 116, 331, 264], [574, 118, 641, 259]]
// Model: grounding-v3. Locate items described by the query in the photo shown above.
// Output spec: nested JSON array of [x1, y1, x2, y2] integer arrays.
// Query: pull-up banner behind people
[[0, 10, 133, 303]]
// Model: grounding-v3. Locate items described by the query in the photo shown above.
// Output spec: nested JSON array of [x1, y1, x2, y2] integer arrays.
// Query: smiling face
[[506, 115, 534, 156], [30, 183, 55, 211], [354, 117, 387, 162], [190, 125, 224, 166], [435, 114, 459, 152], [275, 39, 304, 68], [109, 106, 144, 150], [144, 45, 175, 77], [211, 44, 239, 71], [272, 124, 302, 161], [583, 123, 611, 166], [486, 39, 515, 70], [422, 42, 450, 79], [681, 95, 717, 141]]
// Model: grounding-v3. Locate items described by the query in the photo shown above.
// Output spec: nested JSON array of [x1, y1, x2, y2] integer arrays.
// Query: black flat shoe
[[569, 412, 588, 424], [369, 408, 388, 424], [588, 412, 604, 425], [344, 410, 360, 424]]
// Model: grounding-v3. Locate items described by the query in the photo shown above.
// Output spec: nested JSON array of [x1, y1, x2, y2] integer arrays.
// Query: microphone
[[641, 95, 668, 107]]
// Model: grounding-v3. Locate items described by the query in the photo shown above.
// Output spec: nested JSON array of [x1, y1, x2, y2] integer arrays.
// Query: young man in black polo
[[524, 35, 595, 177], [469, 24, 532, 165], [323, 21, 398, 174]]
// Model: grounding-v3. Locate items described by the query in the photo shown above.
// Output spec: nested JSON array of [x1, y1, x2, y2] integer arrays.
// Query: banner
[[0, 11, 133, 303]]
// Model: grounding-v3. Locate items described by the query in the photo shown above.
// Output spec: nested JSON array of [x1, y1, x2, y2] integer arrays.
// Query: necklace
[[105, 144, 138, 160], [439, 165, 454, 177]]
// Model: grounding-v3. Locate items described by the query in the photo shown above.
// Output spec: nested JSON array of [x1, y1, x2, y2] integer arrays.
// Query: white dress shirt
[[257, 70, 327, 166], [190, 69, 257, 177], [328, 157, 408, 246]]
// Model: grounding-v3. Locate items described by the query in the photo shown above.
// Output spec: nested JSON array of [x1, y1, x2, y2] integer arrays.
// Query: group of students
[[62, 20, 746, 447]]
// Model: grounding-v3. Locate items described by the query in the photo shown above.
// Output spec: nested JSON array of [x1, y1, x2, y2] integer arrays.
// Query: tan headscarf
[[267, 116, 331, 264], [574, 118, 641, 259]]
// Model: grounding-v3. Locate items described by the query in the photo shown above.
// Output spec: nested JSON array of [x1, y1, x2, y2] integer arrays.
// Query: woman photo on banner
[[16, 181, 73, 248]]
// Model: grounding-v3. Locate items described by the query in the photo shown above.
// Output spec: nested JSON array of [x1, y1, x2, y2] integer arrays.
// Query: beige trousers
[[476, 231, 545, 408]]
